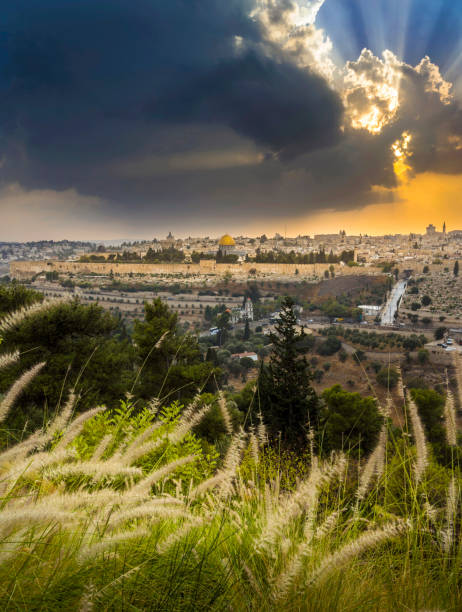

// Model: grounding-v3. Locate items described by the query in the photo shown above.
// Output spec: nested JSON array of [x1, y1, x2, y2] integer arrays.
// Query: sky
[[1, 0, 462, 241]]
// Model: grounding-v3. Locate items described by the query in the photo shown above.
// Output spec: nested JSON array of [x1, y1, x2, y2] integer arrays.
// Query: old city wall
[[9, 260, 391, 280], [12, 258, 449, 280]]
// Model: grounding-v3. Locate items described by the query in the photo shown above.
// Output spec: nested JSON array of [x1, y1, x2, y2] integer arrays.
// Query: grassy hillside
[[0, 300, 461, 611]]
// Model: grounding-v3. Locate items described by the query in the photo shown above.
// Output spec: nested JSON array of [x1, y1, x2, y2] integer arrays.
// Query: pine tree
[[258, 296, 318, 448], [454, 260, 459, 277]]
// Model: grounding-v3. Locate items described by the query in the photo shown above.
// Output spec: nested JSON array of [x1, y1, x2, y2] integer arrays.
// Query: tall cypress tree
[[243, 319, 251, 340], [258, 297, 318, 448]]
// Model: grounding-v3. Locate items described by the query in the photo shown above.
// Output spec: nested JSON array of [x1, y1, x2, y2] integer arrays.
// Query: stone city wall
[[9, 259, 390, 280]]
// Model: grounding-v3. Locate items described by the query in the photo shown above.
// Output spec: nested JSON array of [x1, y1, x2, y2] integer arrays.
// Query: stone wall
[[10, 259, 388, 280]]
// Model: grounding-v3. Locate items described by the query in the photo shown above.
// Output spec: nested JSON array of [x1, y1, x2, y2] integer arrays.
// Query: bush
[[317, 336, 341, 356], [320, 385, 383, 454], [352, 350, 366, 363], [376, 366, 399, 389], [435, 327, 447, 340]]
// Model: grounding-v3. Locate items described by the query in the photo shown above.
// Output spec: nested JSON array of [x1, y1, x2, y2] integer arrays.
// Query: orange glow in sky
[[273, 171, 462, 237]]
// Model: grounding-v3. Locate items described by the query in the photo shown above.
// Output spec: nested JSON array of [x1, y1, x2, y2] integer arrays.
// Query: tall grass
[[0, 302, 461, 610]]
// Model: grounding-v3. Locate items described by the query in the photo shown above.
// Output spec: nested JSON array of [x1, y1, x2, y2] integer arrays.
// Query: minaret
[[443, 221, 446, 235]]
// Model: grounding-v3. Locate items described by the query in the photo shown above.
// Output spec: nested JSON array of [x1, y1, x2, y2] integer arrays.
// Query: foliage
[[0, 313, 462, 610], [317, 335, 341, 356], [376, 366, 399, 389], [75, 399, 218, 488], [248, 249, 355, 265], [0, 299, 133, 440], [0, 283, 43, 316], [132, 298, 216, 402], [320, 384, 383, 454], [435, 326, 447, 340], [258, 297, 318, 447]]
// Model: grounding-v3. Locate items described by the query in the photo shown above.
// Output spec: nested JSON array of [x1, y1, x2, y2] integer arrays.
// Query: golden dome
[[218, 234, 236, 246]]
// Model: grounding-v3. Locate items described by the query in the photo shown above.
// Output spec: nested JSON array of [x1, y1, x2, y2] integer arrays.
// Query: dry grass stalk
[[46, 460, 143, 481], [256, 410, 268, 447], [0, 298, 71, 335], [0, 351, 20, 371], [108, 500, 191, 527], [218, 391, 233, 435], [310, 521, 409, 584], [396, 367, 405, 403], [156, 518, 203, 555], [441, 476, 458, 553], [92, 434, 114, 461], [54, 407, 106, 450], [248, 429, 260, 464], [443, 389, 457, 446], [453, 353, 462, 409], [130, 455, 196, 496], [79, 528, 150, 562], [0, 507, 70, 535], [258, 463, 323, 553], [406, 392, 428, 484], [357, 423, 387, 502], [0, 362, 46, 424]]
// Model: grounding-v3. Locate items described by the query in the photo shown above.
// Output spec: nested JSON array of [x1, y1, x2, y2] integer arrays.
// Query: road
[[381, 280, 407, 327]]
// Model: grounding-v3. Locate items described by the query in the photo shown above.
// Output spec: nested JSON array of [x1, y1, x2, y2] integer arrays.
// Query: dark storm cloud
[[150, 50, 342, 158], [0, 0, 342, 203], [2, 0, 462, 238]]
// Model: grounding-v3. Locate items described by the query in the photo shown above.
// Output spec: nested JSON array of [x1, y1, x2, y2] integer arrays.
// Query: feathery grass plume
[[256, 410, 268, 447], [219, 429, 248, 496], [78, 528, 150, 562], [258, 463, 322, 553], [0, 350, 19, 371], [275, 537, 310, 600], [119, 421, 164, 464], [129, 455, 196, 496], [396, 367, 405, 403], [54, 406, 106, 450], [0, 507, 70, 535], [243, 564, 263, 599], [108, 500, 192, 528], [147, 397, 160, 416], [0, 362, 45, 424], [191, 431, 247, 499], [125, 398, 204, 460], [310, 521, 409, 584], [0, 390, 75, 464], [441, 476, 459, 553], [406, 391, 428, 484], [168, 404, 212, 445], [222, 430, 246, 472], [0, 528, 28, 566], [6, 448, 76, 482], [92, 434, 114, 461], [0, 429, 45, 466], [78, 583, 96, 612], [122, 398, 210, 466], [43, 488, 128, 514], [356, 423, 387, 502], [37, 389, 78, 451], [156, 518, 203, 555], [453, 353, 462, 409], [248, 428, 260, 464], [0, 298, 71, 335], [218, 391, 233, 435], [46, 460, 143, 482], [444, 389, 457, 446], [315, 510, 342, 540]]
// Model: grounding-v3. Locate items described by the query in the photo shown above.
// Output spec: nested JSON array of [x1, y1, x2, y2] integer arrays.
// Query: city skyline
[[1, 1, 462, 240]]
